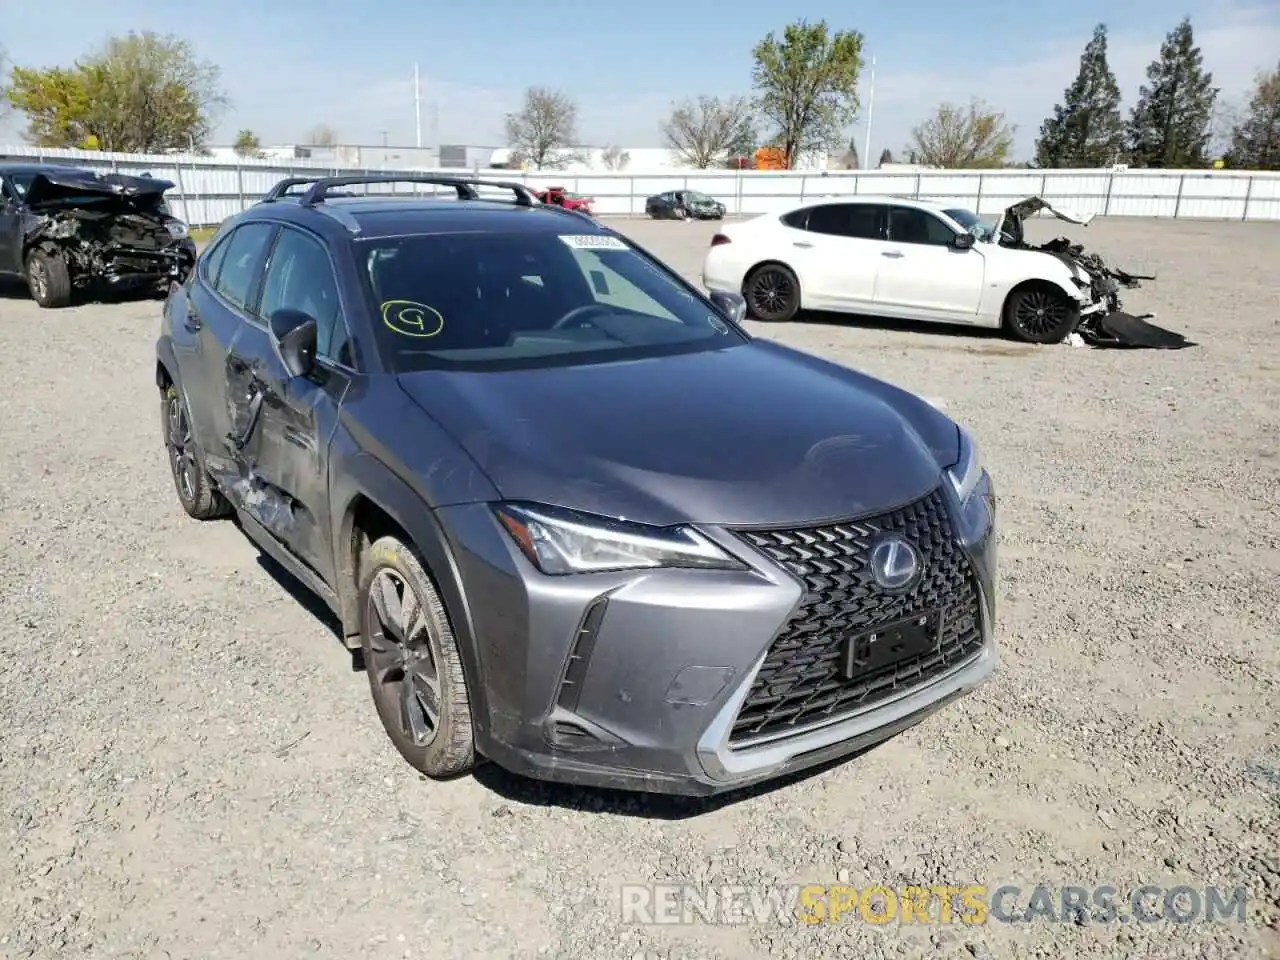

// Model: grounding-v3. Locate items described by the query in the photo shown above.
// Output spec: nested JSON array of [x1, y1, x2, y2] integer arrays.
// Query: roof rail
[[261, 176, 329, 202], [288, 175, 540, 208]]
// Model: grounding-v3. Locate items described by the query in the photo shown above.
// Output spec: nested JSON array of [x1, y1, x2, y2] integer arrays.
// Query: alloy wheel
[[1013, 290, 1069, 339], [29, 260, 47, 301], [166, 395, 198, 503], [365, 568, 442, 747], [748, 268, 795, 321]]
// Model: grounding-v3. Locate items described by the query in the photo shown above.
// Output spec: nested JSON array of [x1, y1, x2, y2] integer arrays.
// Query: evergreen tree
[[1227, 61, 1280, 170], [1126, 17, 1218, 167], [878, 147, 894, 165], [1034, 24, 1125, 168]]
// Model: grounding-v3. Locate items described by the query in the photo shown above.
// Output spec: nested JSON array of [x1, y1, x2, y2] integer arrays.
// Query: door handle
[[792, 241, 813, 248], [881, 250, 904, 258]]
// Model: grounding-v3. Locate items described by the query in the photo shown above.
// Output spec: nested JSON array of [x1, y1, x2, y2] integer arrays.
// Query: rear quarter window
[[780, 208, 810, 229]]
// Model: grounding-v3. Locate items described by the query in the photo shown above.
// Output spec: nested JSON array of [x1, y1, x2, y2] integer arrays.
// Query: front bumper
[[437, 480, 997, 797]]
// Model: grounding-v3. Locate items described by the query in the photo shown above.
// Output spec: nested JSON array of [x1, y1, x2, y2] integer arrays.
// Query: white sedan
[[701, 195, 1108, 343]]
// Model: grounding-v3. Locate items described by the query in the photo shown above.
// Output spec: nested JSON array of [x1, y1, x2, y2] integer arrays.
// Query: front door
[[226, 224, 353, 584], [0, 179, 24, 276], [873, 206, 986, 320]]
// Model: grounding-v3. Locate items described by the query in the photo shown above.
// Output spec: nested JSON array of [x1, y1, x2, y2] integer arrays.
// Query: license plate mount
[[842, 610, 941, 679]]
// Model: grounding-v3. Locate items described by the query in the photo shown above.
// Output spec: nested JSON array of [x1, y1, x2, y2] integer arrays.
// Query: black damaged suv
[[0, 163, 197, 307]]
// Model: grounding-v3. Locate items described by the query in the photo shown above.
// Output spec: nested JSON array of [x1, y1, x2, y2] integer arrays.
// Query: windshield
[[686, 192, 713, 203], [943, 208, 995, 242], [359, 230, 747, 372]]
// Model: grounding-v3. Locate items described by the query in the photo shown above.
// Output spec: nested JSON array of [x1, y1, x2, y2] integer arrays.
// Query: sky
[[2, 0, 1278, 160]]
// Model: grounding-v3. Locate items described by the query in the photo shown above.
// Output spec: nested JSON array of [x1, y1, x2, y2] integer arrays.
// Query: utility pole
[[414, 62, 422, 149], [863, 55, 876, 169], [378, 130, 388, 147]]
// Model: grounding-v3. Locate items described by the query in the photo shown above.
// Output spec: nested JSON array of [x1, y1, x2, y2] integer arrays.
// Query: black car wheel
[[162, 383, 231, 520], [1004, 285, 1078, 344], [25, 248, 72, 308], [744, 264, 801, 323], [673, 205, 688, 221], [360, 535, 476, 779]]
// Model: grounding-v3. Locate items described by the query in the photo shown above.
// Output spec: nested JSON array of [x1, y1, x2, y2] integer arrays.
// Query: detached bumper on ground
[[438, 480, 998, 796]]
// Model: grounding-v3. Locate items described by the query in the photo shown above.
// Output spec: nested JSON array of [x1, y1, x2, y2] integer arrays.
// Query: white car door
[[872, 206, 987, 321], [792, 202, 883, 310]]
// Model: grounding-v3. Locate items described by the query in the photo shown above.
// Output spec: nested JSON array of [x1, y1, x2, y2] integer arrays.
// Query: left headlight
[[493, 502, 748, 576], [166, 220, 189, 239], [947, 426, 995, 545]]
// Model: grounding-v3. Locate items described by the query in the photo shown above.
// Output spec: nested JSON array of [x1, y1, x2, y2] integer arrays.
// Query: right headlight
[[947, 426, 995, 546], [493, 502, 748, 576]]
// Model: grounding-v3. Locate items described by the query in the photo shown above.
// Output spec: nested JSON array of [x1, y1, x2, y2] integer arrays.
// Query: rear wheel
[[162, 383, 231, 520], [744, 263, 801, 323], [360, 535, 476, 779], [25, 249, 72, 308], [1003, 285, 1078, 344]]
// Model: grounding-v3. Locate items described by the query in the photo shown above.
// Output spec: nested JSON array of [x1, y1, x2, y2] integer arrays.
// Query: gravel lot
[[1, 214, 1277, 960]]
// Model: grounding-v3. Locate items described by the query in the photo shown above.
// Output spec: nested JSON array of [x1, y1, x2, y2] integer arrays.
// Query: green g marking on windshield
[[381, 300, 444, 338]]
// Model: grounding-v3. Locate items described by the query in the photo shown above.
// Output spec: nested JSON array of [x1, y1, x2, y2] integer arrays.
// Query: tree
[[661, 95, 755, 168], [306, 124, 338, 146], [504, 86, 578, 169], [751, 19, 864, 168], [1226, 62, 1280, 169], [234, 128, 263, 158], [908, 99, 1016, 168], [1034, 24, 1126, 168], [601, 145, 630, 170], [878, 147, 894, 166], [1126, 17, 1218, 167], [7, 31, 227, 153]]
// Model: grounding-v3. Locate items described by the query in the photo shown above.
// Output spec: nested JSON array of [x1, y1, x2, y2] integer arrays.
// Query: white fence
[[5, 145, 1280, 224]]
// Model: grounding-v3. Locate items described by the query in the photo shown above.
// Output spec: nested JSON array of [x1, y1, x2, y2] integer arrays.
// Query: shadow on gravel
[[783, 309, 1038, 355]]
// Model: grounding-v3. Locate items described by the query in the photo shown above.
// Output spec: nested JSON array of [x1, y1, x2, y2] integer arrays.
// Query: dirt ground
[[0, 214, 1277, 960]]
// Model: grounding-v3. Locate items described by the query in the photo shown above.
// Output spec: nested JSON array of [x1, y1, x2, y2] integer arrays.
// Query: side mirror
[[268, 308, 318, 378], [951, 232, 974, 251], [708, 290, 747, 325]]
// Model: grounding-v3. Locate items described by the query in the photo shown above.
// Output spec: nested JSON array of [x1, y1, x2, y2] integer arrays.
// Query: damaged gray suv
[[156, 175, 998, 797]]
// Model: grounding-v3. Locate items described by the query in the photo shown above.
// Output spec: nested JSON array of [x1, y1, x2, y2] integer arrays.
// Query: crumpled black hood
[[397, 339, 960, 527], [24, 169, 175, 208]]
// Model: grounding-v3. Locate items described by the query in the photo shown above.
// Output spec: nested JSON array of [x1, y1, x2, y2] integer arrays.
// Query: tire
[[673, 206, 688, 221], [25, 248, 72, 308], [359, 535, 476, 779], [162, 383, 231, 520], [744, 263, 801, 323], [1003, 284, 1079, 344]]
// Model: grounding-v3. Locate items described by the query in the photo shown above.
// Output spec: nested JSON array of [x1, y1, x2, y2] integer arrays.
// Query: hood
[[397, 340, 958, 528], [993, 195, 1093, 239], [24, 169, 175, 208]]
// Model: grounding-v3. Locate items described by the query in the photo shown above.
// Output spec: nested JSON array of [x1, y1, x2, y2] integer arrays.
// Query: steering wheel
[[551, 303, 615, 331]]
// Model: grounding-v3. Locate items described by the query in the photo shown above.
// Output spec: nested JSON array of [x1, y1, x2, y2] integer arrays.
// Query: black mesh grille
[[727, 487, 984, 744]]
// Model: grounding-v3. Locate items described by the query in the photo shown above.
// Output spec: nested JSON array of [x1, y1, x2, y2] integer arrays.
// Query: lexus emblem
[[869, 535, 922, 592]]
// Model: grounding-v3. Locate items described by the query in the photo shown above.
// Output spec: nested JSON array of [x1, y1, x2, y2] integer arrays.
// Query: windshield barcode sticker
[[559, 234, 629, 250]]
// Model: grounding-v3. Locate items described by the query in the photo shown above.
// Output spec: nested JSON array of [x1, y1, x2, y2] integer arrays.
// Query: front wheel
[[673, 206, 688, 221], [162, 383, 231, 520], [1003, 285, 1079, 344], [360, 535, 476, 779], [25, 249, 72, 308], [744, 263, 801, 323]]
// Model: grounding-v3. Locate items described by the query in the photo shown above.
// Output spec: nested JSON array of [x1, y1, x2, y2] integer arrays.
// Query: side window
[[806, 204, 851, 236], [259, 226, 350, 364], [889, 207, 955, 246], [780, 208, 810, 229], [215, 222, 276, 310], [845, 204, 885, 240], [568, 249, 679, 321], [199, 229, 234, 285]]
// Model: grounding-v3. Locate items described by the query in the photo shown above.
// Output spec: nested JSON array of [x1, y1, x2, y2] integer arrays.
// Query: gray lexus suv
[[156, 175, 998, 797]]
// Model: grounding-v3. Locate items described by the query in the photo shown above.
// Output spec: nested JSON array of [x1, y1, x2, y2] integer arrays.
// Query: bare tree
[[504, 86, 579, 169], [1208, 97, 1242, 161], [305, 124, 338, 146], [601, 145, 631, 170], [909, 99, 1017, 168], [661, 95, 756, 169]]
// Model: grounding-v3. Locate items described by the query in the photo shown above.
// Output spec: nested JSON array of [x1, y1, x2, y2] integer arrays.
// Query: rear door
[[874, 206, 986, 319], [792, 202, 885, 309], [0, 177, 24, 276], [222, 223, 354, 584], [170, 221, 278, 478]]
